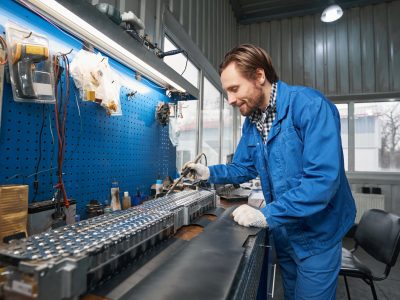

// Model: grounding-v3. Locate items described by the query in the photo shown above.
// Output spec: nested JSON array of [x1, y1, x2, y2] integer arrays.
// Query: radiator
[[352, 192, 385, 223]]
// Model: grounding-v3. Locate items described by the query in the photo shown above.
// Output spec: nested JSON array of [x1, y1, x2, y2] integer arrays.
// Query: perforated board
[[0, 1, 176, 218]]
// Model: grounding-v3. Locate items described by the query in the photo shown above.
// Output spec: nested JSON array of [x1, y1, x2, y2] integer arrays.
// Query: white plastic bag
[[169, 117, 180, 146], [70, 49, 122, 116]]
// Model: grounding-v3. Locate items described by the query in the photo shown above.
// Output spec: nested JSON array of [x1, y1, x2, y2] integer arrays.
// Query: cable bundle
[[53, 52, 71, 208]]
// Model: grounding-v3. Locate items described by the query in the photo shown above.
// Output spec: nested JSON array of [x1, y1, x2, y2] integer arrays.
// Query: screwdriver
[[165, 153, 204, 196]]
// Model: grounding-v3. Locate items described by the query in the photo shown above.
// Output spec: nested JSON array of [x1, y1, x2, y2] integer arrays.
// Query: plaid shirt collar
[[249, 82, 278, 144]]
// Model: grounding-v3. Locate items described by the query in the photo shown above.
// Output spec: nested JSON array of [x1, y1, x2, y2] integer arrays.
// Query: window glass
[[355, 102, 400, 171], [336, 104, 349, 171], [202, 78, 221, 165], [176, 100, 198, 171], [241, 115, 245, 131], [222, 99, 233, 163], [163, 36, 199, 88]]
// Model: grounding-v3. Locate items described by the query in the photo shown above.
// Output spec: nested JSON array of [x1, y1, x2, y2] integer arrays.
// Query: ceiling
[[230, 0, 389, 24]]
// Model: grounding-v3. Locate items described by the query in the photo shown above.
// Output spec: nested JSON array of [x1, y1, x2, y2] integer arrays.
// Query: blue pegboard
[[0, 1, 176, 218]]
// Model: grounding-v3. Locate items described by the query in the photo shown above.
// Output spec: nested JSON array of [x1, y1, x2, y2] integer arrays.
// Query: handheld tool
[[12, 43, 49, 98], [165, 153, 204, 196]]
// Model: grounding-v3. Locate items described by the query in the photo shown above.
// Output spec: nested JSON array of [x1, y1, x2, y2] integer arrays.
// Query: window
[[163, 36, 200, 88], [355, 102, 400, 172], [222, 99, 233, 163], [336, 104, 348, 171], [202, 77, 221, 165], [176, 100, 198, 171]]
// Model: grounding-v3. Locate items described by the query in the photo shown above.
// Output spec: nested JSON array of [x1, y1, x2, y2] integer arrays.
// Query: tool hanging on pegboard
[[5, 23, 55, 103], [155, 102, 170, 126]]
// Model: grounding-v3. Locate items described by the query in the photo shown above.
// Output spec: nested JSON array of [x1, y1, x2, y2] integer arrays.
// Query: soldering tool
[[12, 43, 49, 98], [165, 153, 205, 196]]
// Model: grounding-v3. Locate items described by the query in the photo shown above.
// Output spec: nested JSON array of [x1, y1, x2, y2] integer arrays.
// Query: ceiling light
[[321, 4, 343, 23], [21, 0, 186, 92]]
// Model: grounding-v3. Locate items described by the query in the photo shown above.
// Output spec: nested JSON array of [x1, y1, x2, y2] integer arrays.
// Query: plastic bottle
[[133, 188, 141, 206], [122, 191, 131, 209], [111, 181, 121, 211], [155, 179, 163, 196]]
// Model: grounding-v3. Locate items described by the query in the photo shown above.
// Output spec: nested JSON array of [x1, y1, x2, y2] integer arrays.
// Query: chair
[[340, 209, 400, 300]]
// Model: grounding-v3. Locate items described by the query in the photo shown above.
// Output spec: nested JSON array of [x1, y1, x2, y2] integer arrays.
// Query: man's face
[[221, 62, 265, 116]]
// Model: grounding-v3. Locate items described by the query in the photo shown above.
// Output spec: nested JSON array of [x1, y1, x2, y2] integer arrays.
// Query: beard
[[239, 88, 266, 117]]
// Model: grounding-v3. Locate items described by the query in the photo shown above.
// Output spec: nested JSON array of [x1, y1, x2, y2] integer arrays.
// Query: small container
[[122, 191, 131, 209], [111, 181, 121, 211], [133, 188, 141, 206], [155, 179, 163, 196]]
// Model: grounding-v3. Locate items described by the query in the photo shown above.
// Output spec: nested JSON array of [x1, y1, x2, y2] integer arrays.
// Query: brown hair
[[219, 44, 279, 83]]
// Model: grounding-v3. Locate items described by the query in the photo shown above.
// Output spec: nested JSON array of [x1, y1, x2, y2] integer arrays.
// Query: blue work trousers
[[273, 226, 342, 300]]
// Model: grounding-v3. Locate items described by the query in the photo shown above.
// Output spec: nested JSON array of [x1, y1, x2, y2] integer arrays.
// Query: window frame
[[332, 94, 400, 177]]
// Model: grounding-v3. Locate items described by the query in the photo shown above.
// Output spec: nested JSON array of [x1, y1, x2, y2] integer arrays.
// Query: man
[[186, 44, 356, 299]]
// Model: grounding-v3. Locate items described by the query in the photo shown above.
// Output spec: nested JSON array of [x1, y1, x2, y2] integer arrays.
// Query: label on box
[[33, 82, 53, 96], [12, 280, 33, 296]]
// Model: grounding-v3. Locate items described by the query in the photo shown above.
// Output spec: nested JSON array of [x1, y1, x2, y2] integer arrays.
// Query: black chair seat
[[339, 209, 400, 300], [340, 248, 372, 278]]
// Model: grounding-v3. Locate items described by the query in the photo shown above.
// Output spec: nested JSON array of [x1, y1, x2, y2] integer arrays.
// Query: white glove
[[182, 162, 210, 180], [232, 204, 268, 228]]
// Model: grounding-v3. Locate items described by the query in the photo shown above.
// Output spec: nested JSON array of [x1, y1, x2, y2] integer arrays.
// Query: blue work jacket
[[209, 81, 356, 259]]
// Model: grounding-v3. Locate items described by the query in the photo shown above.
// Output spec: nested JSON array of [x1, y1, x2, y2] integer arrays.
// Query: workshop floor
[[273, 237, 400, 299]]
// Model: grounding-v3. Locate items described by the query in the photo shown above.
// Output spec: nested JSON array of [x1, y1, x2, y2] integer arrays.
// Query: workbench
[[85, 206, 275, 300]]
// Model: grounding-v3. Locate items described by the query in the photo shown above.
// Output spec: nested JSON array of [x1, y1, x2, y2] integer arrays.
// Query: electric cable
[[32, 105, 46, 202], [12, 87, 81, 184], [5, 173, 25, 182], [200, 152, 208, 166], [27, 167, 58, 178], [48, 110, 55, 187], [65, 87, 82, 162], [53, 52, 71, 208], [180, 50, 189, 76]]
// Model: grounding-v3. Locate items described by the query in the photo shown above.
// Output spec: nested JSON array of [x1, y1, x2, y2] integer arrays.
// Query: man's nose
[[227, 94, 237, 105]]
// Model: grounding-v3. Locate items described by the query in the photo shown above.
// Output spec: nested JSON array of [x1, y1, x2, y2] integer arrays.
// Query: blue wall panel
[[0, 1, 176, 218]]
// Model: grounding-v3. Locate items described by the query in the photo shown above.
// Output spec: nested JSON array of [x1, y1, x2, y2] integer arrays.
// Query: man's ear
[[255, 68, 266, 85]]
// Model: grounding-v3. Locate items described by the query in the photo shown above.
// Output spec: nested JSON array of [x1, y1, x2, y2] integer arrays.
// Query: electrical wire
[[32, 105, 46, 202], [48, 110, 55, 187], [201, 152, 208, 166], [5, 173, 25, 182], [27, 167, 58, 178], [65, 88, 82, 162], [180, 50, 189, 76], [53, 53, 71, 208], [10, 85, 81, 185]]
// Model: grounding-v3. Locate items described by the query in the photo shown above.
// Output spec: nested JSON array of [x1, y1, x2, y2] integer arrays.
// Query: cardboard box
[[0, 185, 28, 243]]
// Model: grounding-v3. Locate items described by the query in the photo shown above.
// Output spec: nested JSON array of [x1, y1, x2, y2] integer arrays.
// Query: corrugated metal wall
[[168, 0, 237, 70], [238, 1, 400, 97]]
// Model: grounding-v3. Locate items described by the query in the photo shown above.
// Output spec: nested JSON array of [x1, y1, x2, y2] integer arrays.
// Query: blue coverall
[[209, 81, 356, 299]]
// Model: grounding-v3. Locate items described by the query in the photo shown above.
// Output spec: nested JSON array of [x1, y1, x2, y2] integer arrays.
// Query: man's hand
[[182, 162, 210, 180], [232, 204, 268, 228]]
